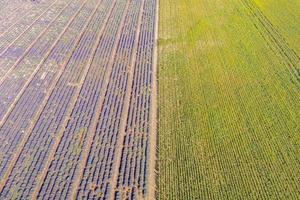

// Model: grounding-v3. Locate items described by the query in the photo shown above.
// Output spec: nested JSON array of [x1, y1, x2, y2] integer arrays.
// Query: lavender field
[[0, 0, 158, 199]]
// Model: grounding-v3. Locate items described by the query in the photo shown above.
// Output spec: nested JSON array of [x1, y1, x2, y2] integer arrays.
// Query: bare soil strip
[[147, 0, 159, 198]]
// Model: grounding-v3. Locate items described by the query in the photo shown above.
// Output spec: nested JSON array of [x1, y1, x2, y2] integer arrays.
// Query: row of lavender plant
[[0, 0, 102, 198], [0, 0, 55, 50], [75, 0, 145, 199], [0, 0, 78, 120], [115, 0, 156, 199], [37, 0, 131, 199]]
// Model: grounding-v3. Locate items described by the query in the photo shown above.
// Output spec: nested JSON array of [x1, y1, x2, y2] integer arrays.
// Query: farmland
[[158, 0, 299, 199], [1, 0, 299, 199], [0, 0, 157, 199]]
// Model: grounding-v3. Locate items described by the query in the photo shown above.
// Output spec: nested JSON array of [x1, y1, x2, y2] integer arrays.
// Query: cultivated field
[[1, 0, 299, 199], [158, 0, 299, 199], [0, 0, 157, 199]]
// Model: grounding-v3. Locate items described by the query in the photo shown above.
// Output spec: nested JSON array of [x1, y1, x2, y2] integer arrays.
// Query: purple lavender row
[[0, 0, 88, 181], [115, 0, 156, 199], [0, 0, 94, 178], [0, 0, 77, 120], [0, 0, 117, 198], [0, 0, 56, 51], [75, 1, 144, 199], [0, 0, 71, 80], [37, 1, 128, 199]]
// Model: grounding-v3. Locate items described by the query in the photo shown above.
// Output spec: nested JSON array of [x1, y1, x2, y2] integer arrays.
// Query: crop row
[[0, 0, 71, 82], [0, 0, 100, 198], [0, 0, 82, 121], [37, 1, 131, 199], [241, 0, 300, 84], [75, 0, 145, 198], [0, 0, 57, 53], [0, 0, 130, 199], [0, 0, 157, 199], [0, 0, 89, 127], [115, 0, 157, 199]]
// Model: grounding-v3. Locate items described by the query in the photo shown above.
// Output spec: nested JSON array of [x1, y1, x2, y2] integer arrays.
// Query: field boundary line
[[0, 0, 89, 130], [0, 0, 97, 193], [147, 0, 159, 199], [29, 0, 122, 199], [0, 0, 74, 86], [0, 0, 60, 55], [108, 0, 146, 199], [66, 1, 134, 199]]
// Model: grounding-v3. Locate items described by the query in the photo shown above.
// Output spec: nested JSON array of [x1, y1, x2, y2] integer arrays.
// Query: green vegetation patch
[[158, 0, 300, 199]]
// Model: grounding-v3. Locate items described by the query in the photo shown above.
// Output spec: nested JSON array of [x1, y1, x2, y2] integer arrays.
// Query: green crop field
[[158, 0, 300, 199]]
